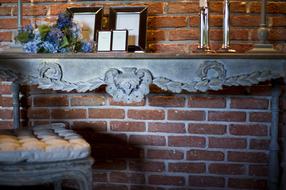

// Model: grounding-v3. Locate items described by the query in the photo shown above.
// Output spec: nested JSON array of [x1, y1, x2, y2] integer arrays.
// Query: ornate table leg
[[269, 83, 280, 190]]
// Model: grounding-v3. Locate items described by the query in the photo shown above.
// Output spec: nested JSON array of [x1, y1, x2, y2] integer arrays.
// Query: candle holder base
[[248, 43, 279, 53], [217, 47, 236, 53], [193, 46, 215, 53]]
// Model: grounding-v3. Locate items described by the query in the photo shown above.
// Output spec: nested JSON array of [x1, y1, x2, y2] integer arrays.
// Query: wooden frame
[[109, 7, 147, 52], [67, 7, 103, 42]]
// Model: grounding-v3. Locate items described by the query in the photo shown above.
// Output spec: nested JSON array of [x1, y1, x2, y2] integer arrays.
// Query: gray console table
[[0, 52, 286, 190]]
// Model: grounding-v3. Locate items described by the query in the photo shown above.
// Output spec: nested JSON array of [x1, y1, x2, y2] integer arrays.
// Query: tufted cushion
[[0, 123, 90, 163]]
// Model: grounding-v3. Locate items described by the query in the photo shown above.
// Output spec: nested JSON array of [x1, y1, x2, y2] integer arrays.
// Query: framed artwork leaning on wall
[[109, 6, 147, 52], [67, 7, 103, 42]]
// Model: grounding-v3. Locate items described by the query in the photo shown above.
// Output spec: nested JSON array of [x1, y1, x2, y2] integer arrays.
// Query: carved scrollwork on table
[[3, 60, 281, 103]]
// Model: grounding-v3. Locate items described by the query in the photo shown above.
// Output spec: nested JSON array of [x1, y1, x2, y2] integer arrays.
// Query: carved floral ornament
[[0, 60, 279, 103]]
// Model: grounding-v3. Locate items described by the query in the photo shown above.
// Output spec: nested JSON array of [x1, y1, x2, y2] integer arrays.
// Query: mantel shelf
[[0, 51, 285, 103]]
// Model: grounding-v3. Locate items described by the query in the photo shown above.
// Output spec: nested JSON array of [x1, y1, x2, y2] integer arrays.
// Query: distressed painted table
[[0, 52, 286, 190]]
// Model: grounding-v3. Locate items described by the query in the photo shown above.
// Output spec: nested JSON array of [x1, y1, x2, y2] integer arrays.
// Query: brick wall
[[0, 0, 286, 53], [1, 81, 284, 189], [0, 0, 286, 190]]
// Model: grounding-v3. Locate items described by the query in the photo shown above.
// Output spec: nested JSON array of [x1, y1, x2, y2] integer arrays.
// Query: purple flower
[[80, 42, 94, 53], [57, 13, 72, 30], [23, 24, 34, 33]]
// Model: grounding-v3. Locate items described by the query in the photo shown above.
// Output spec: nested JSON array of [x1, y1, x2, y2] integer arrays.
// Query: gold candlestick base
[[217, 47, 236, 53], [193, 46, 215, 53]]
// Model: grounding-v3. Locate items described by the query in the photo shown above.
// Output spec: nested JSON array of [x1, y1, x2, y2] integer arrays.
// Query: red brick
[[228, 151, 268, 163], [93, 160, 127, 170], [128, 110, 164, 120], [249, 112, 272, 122], [228, 178, 267, 189], [189, 16, 200, 27], [50, 4, 81, 15], [230, 29, 249, 40], [93, 172, 107, 182], [129, 161, 165, 172], [71, 94, 106, 106], [209, 137, 247, 149], [250, 2, 286, 14], [149, 175, 185, 186], [148, 43, 191, 54], [147, 2, 164, 15], [51, 109, 86, 119], [148, 95, 185, 107], [0, 84, 11, 94], [208, 111, 246, 122], [269, 29, 286, 41], [148, 16, 187, 28], [271, 16, 286, 27], [28, 108, 50, 119], [209, 163, 246, 175], [168, 136, 205, 147], [249, 165, 268, 177], [209, 15, 223, 27], [188, 96, 226, 108], [168, 110, 205, 121], [230, 124, 268, 136], [0, 96, 12, 107], [129, 135, 165, 146], [0, 109, 12, 119], [169, 163, 205, 173], [0, 121, 13, 129], [0, 7, 12, 16], [167, 2, 198, 14], [187, 150, 224, 161], [89, 108, 125, 119], [72, 121, 107, 132], [231, 97, 269, 109], [249, 139, 270, 150], [0, 18, 30, 29], [147, 149, 184, 160], [110, 172, 145, 184], [0, 32, 12, 42], [109, 97, 145, 106], [230, 2, 246, 13], [209, 2, 223, 13], [189, 176, 225, 187], [148, 122, 186, 133], [210, 29, 222, 41], [147, 30, 168, 42], [169, 29, 198, 41], [34, 96, 68, 107], [13, 5, 48, 16], [188, 123, 226, 135], [231, 16, 260, 27], [111, 121, 145, 132]]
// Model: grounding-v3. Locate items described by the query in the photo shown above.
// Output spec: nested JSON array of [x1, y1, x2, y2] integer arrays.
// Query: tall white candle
[[199, 0, 208, 8]]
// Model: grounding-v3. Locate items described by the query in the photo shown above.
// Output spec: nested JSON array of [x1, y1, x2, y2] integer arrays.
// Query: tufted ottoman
[[0, 123, 93, 190]]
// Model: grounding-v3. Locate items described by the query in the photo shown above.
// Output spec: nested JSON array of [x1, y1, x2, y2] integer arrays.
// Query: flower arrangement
[[16, 11, 94, 53]]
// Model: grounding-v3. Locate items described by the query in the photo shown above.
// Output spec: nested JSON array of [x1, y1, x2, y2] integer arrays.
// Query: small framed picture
[[97, 31, 112, 52], [67, 7, 103, 41], [109, 7, 147, 52], [112, 30, 128, 51]]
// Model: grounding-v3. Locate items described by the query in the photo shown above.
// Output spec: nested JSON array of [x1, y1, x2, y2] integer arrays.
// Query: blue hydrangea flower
[[45, 27, 63, 48], [80, 42, 93, 53], [42, 41, 59, 53], [23, 40, 40, 53], [57, 13, 72, 30], [23, 24, 34, 33], [71, 23, 82, 39]]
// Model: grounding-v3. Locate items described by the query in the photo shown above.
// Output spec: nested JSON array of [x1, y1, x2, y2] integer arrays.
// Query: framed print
[[112, 30, 128, 51], [109, 7, 147, 52], [97, 31, 112, 52], [67, 7, 103, 41]]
